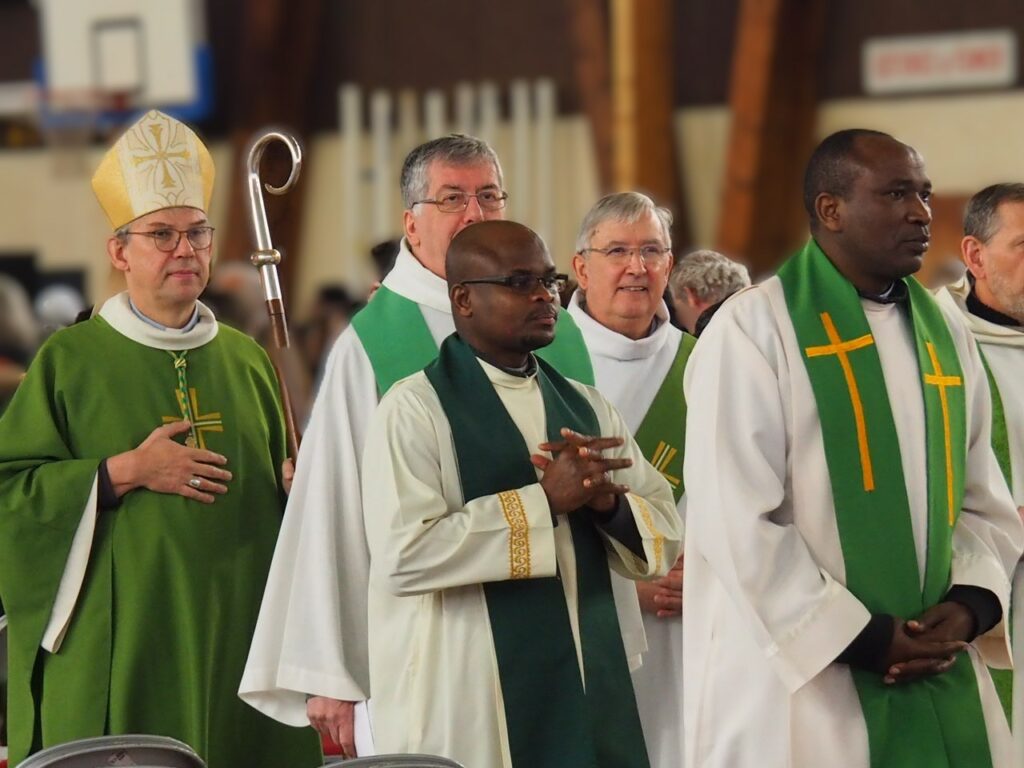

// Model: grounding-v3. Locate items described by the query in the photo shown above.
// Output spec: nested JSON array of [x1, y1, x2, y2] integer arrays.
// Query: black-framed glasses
[[125, 226, 215, 253], [580, 244, 671, 264], [412, 190, 508, 213], [461, 273, 569, 296]]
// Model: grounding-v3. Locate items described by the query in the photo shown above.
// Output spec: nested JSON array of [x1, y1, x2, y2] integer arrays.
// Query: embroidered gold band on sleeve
[[628, 493, 665, 573], [497, 490, 531, 579]]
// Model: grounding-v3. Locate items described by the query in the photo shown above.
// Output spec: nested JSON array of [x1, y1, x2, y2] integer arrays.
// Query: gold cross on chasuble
[[922, 341, 962, 526], [804, 312, 876, 492], [651, 440, 681, 488], [163, 387, 224, 449]]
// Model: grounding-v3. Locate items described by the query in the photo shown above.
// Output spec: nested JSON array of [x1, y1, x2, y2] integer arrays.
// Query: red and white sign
[[863, 29, 1017, 95]]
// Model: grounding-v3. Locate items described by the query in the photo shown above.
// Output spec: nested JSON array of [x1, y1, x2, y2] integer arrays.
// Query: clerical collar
[[966, 275, 1022, 327], [129, 297, 200, 332], [472, 348, 538, 378], [857, 280, 908, 306]]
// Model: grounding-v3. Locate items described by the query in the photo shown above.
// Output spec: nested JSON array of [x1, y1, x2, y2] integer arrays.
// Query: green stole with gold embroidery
[[778, 239, 990, 768], [424, 334, 648, 768], [979, 350, 1015, 721], [351, 285, 595, 393], [632, 332, 695, 503]]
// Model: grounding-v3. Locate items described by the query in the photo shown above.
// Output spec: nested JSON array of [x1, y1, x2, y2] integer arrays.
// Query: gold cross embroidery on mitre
[[132, 122, 192, 191], [651, 440, 681, 487], [804, 311, 876, 492], [163, 387, 224, 450], [922, 341, 962, 526]]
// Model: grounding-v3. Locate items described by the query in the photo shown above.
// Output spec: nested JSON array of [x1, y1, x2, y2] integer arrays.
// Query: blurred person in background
[[939, 182, 1024, 764], [0, 110, 320, 768], [668, 249, 750, 335], [569, 191, 690, 768], [33, 284, 86, 339], [0, 276, 39, 413]]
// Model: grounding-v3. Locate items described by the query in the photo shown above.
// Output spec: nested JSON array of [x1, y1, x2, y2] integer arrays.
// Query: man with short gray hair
[[668, 249, 750, 334], [939, 182, 1024, 763], [569, 191, 691, 767], [241, 134, 598, 759]]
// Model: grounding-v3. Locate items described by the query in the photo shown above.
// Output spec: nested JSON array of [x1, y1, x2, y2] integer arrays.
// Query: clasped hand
[[531, 427, 633, 515], [879, 602, 975, 685]]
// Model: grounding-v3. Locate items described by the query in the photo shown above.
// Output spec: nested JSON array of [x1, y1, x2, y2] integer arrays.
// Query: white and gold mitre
[[91, 110, 215, 230]]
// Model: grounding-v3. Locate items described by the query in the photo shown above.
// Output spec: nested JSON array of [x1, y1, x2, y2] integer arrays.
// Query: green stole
[[979, 350, 1015, 721], [778, 240, 991, 768], [632, 332, 696, 503], [351, 285, 595, 393], [424, 335, 648, 768]]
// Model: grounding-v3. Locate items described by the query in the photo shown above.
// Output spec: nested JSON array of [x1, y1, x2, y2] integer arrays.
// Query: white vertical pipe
[[454, 81, 475, 135], [370, 90, 392, 242], [339, 83, 362, 286], [477, 81, 500, 148], [397, 88, 420, 157], [533, 79, 556, 245], [510, 79, 532, 223], [424, 90, 446, 140]]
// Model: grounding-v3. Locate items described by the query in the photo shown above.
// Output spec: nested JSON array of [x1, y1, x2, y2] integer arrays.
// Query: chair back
[[322, 755, 464, 768], [17, 735, 205, 768]]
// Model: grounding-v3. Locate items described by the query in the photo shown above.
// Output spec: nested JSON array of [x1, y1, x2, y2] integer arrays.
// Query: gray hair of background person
[[963, 182, 1024, 241], [399, 133, 504, 209], [669, 249, 751, 305], [575, 191, 673, 253]]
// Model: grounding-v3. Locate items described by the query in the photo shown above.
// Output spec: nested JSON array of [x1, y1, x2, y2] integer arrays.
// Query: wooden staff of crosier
[[246, 129, 303, 460]]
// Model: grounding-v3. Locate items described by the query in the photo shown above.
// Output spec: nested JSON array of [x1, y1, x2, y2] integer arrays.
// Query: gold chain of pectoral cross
[[804, 312, 877, 492], [922, 341, 962, 526], [163, 351, 224, 450]]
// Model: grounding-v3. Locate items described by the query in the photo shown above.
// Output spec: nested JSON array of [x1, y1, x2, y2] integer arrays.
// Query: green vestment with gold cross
[[0, 313, 321, 768], [779, 240, 993, 768]]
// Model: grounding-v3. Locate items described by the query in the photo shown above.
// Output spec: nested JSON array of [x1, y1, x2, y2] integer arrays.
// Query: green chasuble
[[351, 284, 595, 392], [424, 335, 648, 768], [0, 314, 321, 768], [779, 240, 990, 768]]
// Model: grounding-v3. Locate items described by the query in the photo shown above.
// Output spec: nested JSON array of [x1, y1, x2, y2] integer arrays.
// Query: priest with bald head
[[360, 220, 682, 768], [0, 111, 321, 768]]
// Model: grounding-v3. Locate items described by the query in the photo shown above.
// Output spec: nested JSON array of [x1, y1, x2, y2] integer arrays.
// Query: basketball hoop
[[35, 88, 132, 177]]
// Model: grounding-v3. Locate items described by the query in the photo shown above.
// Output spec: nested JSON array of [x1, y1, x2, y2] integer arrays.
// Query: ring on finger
[[188, 476, 202, 489]]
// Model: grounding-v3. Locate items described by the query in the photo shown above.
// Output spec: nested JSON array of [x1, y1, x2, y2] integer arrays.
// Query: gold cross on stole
[[804, 312, 876, 491], [163, 387, 224, 449], [651, 440, 681, 488], [922, 341, 962, 526]]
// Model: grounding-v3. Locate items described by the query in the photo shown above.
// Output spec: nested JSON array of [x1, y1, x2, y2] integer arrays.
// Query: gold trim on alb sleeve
[[629, 494, 664, 573], [497, 490, 531, 579]]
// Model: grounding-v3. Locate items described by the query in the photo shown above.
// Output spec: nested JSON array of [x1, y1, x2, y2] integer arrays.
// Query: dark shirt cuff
[[837, 613, 894, 671], [97, 459, 123, 511], [945, 585, 1001, 639], [590, 496, 645, 560]]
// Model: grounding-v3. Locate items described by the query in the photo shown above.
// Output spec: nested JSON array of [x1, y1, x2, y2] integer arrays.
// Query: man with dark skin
[[359, 220, 682, 767], [682, 130, 1022, 768]]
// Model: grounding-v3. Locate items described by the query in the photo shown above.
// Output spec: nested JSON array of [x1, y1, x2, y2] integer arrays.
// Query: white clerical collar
[[567, 290, 673, 362], [381, 238, 451, 314], [129, 297, 200, 332], [99, 292, 219, 350], [477, 354, 538, 391]]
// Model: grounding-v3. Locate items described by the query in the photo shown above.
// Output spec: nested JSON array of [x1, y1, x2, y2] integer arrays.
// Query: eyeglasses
[[580, 244, 671, 264], [460, 273, 569, 296], [412, 190, 508, 213], [124, 226, 215, 253]]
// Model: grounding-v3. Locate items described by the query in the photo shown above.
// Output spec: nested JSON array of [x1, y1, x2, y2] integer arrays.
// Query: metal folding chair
[[322, 755, 464, 768], [17, 734, 205, 768]]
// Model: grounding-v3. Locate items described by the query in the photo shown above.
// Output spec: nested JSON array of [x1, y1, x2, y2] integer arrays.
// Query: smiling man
[[362, 220, 681, 767], [0, 111, 320, 768], [569, 191, 692, 768], [682, 129, 1024, 767], [241, 135, 599, 757]]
